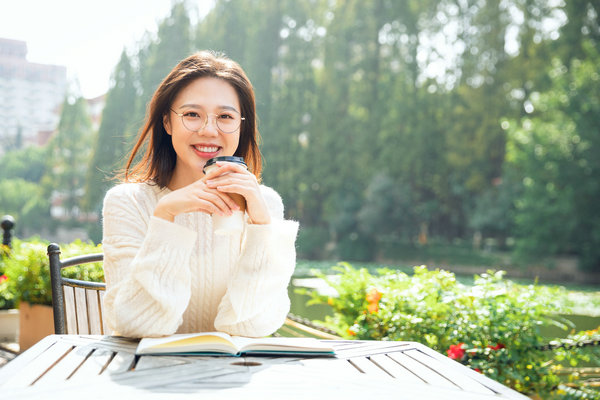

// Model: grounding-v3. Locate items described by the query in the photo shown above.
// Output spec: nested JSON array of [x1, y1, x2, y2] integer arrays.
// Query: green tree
[[76, 0, 600, 269], [0, 179, 50, 236], [506, 42, 600, 271], [84, 51, 137, 213], [259, 0, 325, 220], [136, 1, 192, 121], [0, 145, 47, 183], [195, 0, 248, 61], [555, 0, 600, 64], [42, 96, 93, 220]]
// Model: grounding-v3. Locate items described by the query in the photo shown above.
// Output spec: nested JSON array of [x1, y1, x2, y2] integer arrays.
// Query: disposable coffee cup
[[203, 156, 247, 235]]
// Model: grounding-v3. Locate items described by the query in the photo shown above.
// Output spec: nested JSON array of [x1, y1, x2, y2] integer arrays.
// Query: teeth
[[194, 145, 219, 152]]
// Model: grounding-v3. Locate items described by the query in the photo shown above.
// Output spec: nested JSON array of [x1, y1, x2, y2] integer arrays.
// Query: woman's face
[[165, 76, 241, 186]]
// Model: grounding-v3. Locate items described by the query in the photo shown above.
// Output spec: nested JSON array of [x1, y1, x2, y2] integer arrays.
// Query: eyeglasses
[[170, 108, 245, 134]]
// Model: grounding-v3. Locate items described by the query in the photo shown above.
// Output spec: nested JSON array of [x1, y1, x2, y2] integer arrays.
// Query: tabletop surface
[[0, 335, 528, 399]]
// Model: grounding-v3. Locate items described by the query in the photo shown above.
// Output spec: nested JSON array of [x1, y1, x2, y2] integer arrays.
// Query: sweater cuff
[[223, 218, 298, 323], [243, 219, 299, 267], [145, 216, 197, 250]]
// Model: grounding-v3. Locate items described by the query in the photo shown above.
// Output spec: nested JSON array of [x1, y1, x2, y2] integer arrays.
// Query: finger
[[203, 166, 227, 181], [192, 180, 240, 211], [199, 190, 237, 214], [193, 198, 229, 216], [213, 190, 241, 211], [206, 172, 256, 189], [215, 161, 250, 174], [214, 183, 248, 197], [206, 174, 245, 188], [210, 180, 255, 202]]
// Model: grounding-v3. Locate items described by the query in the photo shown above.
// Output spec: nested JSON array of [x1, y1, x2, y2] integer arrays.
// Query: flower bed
[[301, 263, 600, 398]]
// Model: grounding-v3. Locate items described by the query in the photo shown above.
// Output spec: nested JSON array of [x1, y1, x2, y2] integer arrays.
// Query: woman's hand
[[204, 162, 271, 225], [153, 178, 240, 223]]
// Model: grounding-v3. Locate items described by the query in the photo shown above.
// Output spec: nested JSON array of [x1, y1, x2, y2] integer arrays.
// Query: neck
[[168, 165, 205, 190]]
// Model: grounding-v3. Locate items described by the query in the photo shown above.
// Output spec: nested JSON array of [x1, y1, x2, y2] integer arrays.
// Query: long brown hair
[[123, 51, 262, 187]]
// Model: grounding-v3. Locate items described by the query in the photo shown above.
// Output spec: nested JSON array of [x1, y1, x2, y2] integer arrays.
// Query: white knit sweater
[[101, 182, 299, 338]]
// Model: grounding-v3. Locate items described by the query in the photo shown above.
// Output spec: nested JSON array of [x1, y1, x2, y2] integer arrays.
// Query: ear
[[163, 113, 172, 135]]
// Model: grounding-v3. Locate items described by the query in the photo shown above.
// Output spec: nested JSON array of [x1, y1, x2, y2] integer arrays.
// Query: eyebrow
[[178, 104, 240, 113]]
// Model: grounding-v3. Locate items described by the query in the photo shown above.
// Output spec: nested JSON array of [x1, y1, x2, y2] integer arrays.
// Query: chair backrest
[[47, 243, 107, 335]]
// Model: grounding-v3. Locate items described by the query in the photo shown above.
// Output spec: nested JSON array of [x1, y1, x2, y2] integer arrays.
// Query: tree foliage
[[506, 41, 600, 270], [84, 51, 137, 213], [42, 95, 93, 220], [81, 0, 600, 271], [1, 1, 597, 271]]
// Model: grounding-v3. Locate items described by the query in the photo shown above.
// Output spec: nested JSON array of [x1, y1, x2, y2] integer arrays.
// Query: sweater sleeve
[[214, 186, 299, 337], [102, 185, 197, 337]]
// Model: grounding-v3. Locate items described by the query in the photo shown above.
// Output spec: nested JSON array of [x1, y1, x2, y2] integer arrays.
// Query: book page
[[137, 332, 238, 354], [231, 337, 335, 353]]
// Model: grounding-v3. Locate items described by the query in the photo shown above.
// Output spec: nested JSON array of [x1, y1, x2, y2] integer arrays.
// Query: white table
[[0, 335, 528, 399]]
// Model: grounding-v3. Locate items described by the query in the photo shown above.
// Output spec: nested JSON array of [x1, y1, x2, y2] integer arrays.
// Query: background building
[[0, 37, 67, 152]]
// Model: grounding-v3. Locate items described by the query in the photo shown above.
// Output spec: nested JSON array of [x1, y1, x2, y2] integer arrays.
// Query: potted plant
[[0, 246, 19, 343], [3, 239, 54, 350], [0, 245, 19, 342], [3, 238, 104, 351]]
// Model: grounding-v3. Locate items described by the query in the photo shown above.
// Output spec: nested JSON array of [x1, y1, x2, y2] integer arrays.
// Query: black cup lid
[[203, 156, 246, 173]]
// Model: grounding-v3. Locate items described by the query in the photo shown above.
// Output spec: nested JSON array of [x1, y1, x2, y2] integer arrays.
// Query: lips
[[193, 145, 220, 153], [192, 144, 221, 158]]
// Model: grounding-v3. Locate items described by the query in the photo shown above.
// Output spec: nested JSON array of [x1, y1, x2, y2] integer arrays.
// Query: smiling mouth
[[193, 145, 220, 153]]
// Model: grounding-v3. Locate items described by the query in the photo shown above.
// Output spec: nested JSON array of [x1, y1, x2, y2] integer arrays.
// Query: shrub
[[0, 272, 15, 310], [3, 238, 104, 307], [0, 244, 16, 309], [302, 263, 599, 398]]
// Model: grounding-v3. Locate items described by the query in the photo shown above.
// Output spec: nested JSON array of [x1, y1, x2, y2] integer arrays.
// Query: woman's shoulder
[[259, 184, 282, 202], [104, 182, 167, 209], [106, 181, 153, 198], [259, 184, 285, 218]]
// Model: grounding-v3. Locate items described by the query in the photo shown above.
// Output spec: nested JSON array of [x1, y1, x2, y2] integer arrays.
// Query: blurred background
[[0, 0, 598, 280]]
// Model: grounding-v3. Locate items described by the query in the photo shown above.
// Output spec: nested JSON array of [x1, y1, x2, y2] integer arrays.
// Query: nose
[[199, 114, 220, 135]]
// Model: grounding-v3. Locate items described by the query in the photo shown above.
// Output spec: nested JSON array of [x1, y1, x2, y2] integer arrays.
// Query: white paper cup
[[212, 210, 245, 235], [203, 156, 247, 235]]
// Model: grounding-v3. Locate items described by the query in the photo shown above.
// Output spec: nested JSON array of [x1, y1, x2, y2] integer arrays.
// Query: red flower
[[488, 343, 505, 351], [366, 288, 382, 304], [447, 343, 466, 360], [367, 302, 379, 314], [0, 274, 7, 284], [474, 368, 482, 373], [366, 288, 382, 314]]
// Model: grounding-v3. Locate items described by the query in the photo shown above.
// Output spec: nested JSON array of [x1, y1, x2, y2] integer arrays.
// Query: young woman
[[101, 51, 298, 338]]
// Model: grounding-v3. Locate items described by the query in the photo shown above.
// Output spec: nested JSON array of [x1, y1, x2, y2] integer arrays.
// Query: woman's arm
[[102, 185, 197, 337], [214, 186, 299, 337]]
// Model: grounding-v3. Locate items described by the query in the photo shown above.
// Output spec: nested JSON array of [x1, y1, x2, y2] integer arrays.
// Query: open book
[[136, 332, 336, 357]]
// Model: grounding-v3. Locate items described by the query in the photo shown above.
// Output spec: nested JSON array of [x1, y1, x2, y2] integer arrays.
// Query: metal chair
[[47, 243, 107, 335]]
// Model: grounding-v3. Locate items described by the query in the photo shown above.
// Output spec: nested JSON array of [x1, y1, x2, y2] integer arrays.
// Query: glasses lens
[[181, 112, 204, 131], [180, 110, 242, 134], [216, 110, 242, 133]]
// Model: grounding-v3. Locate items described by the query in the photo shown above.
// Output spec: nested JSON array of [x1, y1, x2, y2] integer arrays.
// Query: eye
[[218, 112, 235, 120], [183, 111, 202, 119]]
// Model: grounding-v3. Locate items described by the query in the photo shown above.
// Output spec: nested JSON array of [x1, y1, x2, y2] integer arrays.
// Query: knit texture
[[102, 182, 298, 338]]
